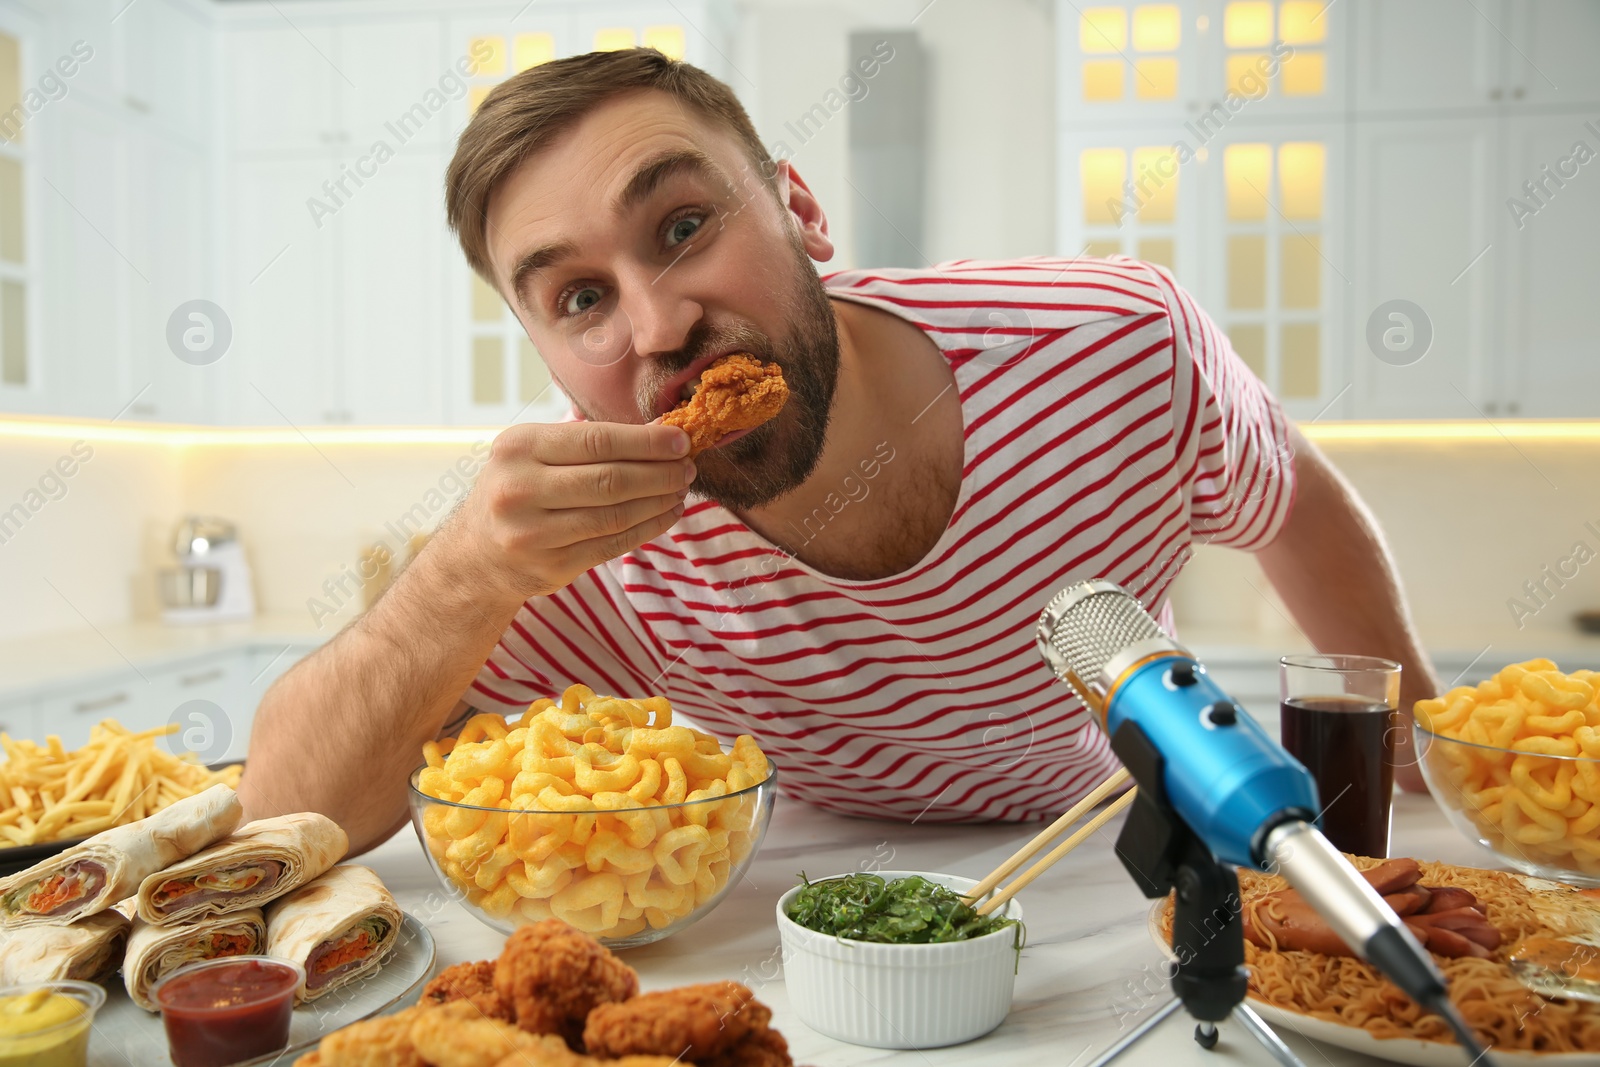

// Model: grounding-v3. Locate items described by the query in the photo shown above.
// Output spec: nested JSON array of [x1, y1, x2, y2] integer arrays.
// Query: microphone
[[1035, 580, 1490, 1061]]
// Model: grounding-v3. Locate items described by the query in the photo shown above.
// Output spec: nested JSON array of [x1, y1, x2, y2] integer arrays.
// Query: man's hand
[[461, 421, 696, 599]]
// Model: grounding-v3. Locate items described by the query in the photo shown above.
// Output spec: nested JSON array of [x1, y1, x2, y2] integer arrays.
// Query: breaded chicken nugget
[[411, 1002, 569, 1067], [662, 354, 788, 455], [493, 919, 638, 1047], [582, 982, 781, 1063], [291, 1005, 430, 1067], [422, 959, 514, 1022]]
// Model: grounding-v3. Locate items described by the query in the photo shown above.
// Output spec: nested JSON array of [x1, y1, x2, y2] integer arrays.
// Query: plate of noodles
[[1148, 856, 1600, 1065]]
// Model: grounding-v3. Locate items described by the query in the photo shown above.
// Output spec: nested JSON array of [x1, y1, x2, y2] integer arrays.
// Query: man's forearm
[[1255, 425, 1441, 791], [240, 527, 528, 853]]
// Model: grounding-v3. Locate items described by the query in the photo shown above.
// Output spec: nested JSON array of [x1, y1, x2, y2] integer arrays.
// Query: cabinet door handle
[[1490, 87, 1503, 100], [74, 692, 129, 714], [180, 668, 226, 687], [1512, 87, 1525, 99]]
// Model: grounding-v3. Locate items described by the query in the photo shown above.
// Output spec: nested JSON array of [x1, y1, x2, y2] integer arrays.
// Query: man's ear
[[775, 161, 835, 263]]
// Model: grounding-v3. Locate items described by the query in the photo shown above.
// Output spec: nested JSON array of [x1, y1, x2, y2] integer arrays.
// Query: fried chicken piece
[[702, 1026, 794, 1067], [661, 353, 788, 456], [411, 1002, 571, 1067], [291, 1005, 430, 1067], [583, 982, 787, 1066], [493, 919, 639, 1048], [422, 959, 514, 1022]]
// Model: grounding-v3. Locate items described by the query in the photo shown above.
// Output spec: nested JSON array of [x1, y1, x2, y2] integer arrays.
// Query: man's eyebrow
[[508, 238, 579, 310], [614, 149, 724, 215]]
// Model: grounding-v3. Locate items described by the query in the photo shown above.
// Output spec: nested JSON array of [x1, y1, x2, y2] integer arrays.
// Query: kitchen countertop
[[360, 790, 1512, 1067]]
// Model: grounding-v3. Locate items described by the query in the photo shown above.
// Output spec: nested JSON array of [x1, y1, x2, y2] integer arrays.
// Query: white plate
[[1145, 901, 1596, 1066], [87, 912, 435, 1067]]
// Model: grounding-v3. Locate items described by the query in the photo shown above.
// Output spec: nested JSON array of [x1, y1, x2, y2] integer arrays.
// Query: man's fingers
[[520, 422, 689, 464], [555, 498, 688, 574], [541, 494, 689, 548], [538, 458, 696, 507]]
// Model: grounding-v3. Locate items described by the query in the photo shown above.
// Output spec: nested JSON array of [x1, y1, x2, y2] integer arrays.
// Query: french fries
[[0, 720, 243, 848]]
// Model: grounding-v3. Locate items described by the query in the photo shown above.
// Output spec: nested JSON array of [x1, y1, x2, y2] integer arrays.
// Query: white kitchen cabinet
[[223, 24, 341, 157], [0, 694, 34, 745], [1504, 0, 1600, 108], [1349, 0, 1503, 115], [336, 19, 449, 156], [336, 151, 448, 425], [35, 96, 131, 420], [226, 156, 340, 426], [124, 132, 215, 423], [1347, 118, 1499, 420], [120, 0, 212, 147], [1496, 113, 1600, 418]]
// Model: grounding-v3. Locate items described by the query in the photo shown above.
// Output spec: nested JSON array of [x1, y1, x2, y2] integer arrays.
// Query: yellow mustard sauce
[[0, 989, 91, 1066]]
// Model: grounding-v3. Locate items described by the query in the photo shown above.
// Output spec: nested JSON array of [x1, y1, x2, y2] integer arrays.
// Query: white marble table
[[359, 791, 1510, 1067]]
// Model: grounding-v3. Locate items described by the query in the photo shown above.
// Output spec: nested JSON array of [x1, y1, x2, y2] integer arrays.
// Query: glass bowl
[[1416, 723, 1600, 886], [408, 764, 776, 947]]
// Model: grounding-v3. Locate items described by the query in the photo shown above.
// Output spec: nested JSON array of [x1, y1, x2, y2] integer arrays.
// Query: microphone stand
[[1087, 719, 1307, 1067]]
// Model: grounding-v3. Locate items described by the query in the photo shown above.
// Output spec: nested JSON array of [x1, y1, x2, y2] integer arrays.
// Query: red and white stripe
[[469, 257, 1296, 823]]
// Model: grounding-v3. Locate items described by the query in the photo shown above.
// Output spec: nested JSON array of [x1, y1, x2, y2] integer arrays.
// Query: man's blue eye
[[667, 216, 703, 247], [565, 287, 602, 314]]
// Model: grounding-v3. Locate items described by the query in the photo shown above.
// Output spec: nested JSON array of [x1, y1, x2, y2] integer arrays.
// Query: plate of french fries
[[0, 720, 242, 874]]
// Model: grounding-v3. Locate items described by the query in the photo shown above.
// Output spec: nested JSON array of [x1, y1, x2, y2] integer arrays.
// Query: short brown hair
[[445, 48, 775, 282]]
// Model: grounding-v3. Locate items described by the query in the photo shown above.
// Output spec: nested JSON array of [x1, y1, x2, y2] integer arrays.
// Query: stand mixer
[[159, 517, 256, 624]]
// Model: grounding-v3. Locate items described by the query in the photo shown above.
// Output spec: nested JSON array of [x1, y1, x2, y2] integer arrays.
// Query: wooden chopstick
[[972, 782, 1138, 918], [964, 767, 1131, 904]]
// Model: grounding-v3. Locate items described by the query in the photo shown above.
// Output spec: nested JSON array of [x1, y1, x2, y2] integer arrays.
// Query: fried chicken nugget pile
[[661, 353, 788, 456], [585, 981, 792, 1067], [299, 920, 799, 1067], [493, 920, 639, 1047]]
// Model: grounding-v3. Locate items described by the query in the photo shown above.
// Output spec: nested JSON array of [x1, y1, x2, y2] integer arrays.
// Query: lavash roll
[[122, 906, 267, 1012], [0, 908, 129, 985], [265, 865, 401, 1002], [0, 784, 242, 929], [135, 811, 348, 925]]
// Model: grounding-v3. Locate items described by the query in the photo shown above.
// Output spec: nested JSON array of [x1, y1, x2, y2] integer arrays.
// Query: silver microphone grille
[[1035, 581, 1185, 714]]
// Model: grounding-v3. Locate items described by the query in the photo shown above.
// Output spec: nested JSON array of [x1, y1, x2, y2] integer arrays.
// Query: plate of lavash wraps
[[0, 784, 434, 1066]]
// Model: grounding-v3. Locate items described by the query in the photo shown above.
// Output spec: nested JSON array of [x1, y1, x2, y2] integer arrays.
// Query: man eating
[[243, 48, 1439, 853]]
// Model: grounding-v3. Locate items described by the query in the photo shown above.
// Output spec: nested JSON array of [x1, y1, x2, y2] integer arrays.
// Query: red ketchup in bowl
[[153, 956, 303, 1067]]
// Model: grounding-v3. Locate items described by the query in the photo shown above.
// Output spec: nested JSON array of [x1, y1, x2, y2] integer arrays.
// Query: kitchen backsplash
[[2, 424, 1597, 659]]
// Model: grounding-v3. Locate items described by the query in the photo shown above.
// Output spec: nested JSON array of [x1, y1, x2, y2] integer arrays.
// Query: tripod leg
[[1231, 1003, 1308, 1067], [1084, 996, 1183, 1067]]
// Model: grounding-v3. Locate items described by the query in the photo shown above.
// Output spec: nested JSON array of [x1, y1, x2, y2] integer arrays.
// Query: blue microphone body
[[1107, 654, 1318, 867]]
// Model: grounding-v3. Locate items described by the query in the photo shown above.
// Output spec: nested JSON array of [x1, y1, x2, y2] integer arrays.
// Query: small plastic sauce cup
[[153, 956, 303, 1067], [0, 980, 106, 1067]]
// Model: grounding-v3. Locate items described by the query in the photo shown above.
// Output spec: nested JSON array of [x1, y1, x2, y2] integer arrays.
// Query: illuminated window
[[1081, 148, 1128, 224], [1132, 146, 1178, 222], [514, 33, 555, 71], [643, 25, 686, 59], [594, 27, 637, 52], [468, 85, 492, 113], [1135, 58, 1179, 99], [1080, 8, 1128, 52], [1084, 59, 1125, 101], [472, 337, 505, 405], [470, 36, 507, 77], [1222, 1, 1326, 99], [1080, 4, 1179, 103], [1278, 142, 1324, 218], [1224, 2, 1273, 47], [1221, 138, 1327, 403], [1225, 143, 1271, 220], [1278, 1, 1327, 44], [1079, 145, 1178, 269]]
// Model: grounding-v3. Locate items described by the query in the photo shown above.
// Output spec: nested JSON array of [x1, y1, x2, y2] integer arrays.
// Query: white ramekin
[[775, 870, 1024, 1049]]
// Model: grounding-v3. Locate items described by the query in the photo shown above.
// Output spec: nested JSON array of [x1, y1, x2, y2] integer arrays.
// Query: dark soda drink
[[1280, 695, 1399, 857]]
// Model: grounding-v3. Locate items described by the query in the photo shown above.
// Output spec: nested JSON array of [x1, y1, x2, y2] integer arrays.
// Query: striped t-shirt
[[468, 256, 1296, 823]]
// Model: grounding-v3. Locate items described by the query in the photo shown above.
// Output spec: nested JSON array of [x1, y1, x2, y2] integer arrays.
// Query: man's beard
[[566, 238, 840, 512]]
